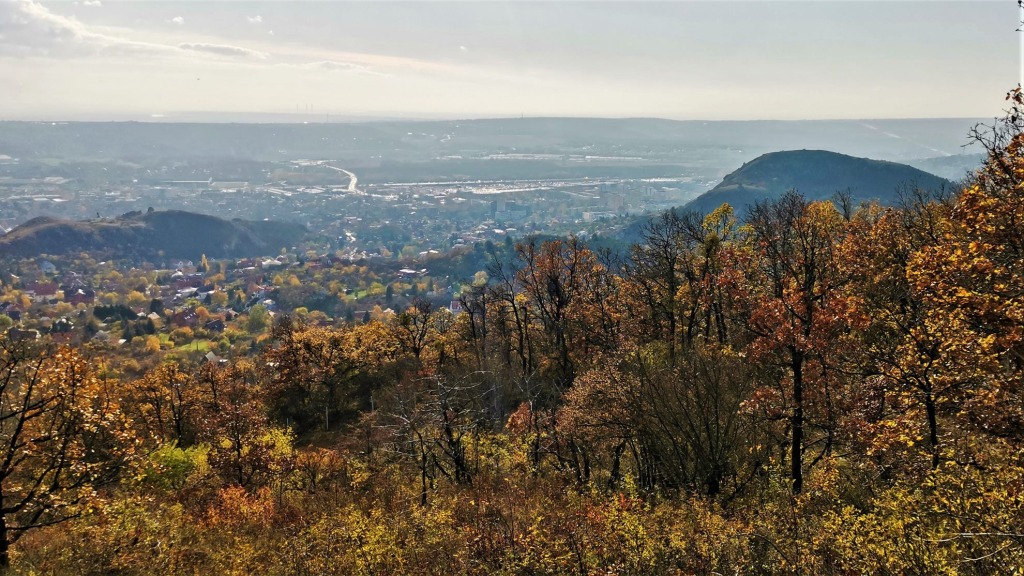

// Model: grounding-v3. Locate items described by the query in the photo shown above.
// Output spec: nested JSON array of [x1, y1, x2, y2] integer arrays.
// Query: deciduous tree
[[0, 341, 134, 567]]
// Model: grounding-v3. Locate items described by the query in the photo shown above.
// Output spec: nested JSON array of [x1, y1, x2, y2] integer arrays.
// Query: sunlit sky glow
[[0, 0, 1014, 121]]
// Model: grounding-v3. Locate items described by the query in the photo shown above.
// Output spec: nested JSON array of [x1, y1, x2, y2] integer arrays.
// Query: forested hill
[[685, 149, 952, 215], [0, 210, 306, 260]]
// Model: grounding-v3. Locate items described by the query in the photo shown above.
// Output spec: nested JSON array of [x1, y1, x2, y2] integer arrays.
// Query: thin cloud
[[299, 60, 384, 76], [0, 0, 452, 80], [288, 47, 458, 75], [0, 0, 171, 57], [168, 16, 184, 25], [83, 0, 102, 7], [178, 42, 268, 60], [0, 1, 270, 62], [247, 15, 262, 24]]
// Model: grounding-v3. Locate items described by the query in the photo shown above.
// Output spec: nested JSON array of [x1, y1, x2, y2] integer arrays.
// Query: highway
[[323, 164, 360, 193]]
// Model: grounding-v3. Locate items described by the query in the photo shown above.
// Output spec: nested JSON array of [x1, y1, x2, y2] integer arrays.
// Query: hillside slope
[[0, 210, 307, 260], [685, 149, 952, 215]]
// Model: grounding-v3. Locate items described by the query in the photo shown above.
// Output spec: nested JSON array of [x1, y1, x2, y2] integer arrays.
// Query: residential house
[[65, 288, 96, 306], [170, 307, 200, 328], [204, 319, 225, 332], [8, 328, 39, 341], [27, 281, 58, 299]]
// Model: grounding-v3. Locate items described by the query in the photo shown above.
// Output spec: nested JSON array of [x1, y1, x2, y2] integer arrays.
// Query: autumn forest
[[5, 92, 1024, 574]]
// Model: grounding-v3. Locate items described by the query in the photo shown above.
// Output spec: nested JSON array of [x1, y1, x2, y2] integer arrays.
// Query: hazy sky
[[0, 0, 1015, 121]]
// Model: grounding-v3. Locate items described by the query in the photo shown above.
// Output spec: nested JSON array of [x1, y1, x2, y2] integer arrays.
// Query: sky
[[0, 0, 1016, 121]]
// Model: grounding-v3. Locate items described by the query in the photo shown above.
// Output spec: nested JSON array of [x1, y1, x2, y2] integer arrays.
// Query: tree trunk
[[420, 451, 429, 507], [0, 513, 9, 569], [608, 441, 625, 489], [791, 349, 804, 495], [925, 389, 940, 470]]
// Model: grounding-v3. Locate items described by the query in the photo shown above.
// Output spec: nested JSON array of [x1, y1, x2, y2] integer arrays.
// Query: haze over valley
[[0, 116, 985, 257]]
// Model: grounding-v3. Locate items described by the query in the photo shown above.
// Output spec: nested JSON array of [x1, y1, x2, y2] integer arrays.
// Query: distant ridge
[[685, 149, 952, 215], [0, 210, 307, 260], [0, 118, 983, 164]]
